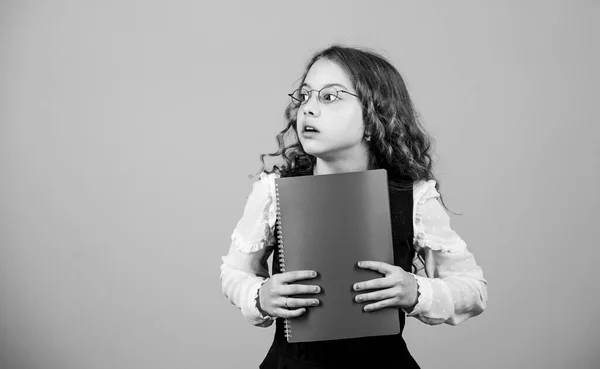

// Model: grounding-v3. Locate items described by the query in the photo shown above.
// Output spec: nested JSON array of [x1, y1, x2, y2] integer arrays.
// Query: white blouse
[[220, 172, 488, 327]]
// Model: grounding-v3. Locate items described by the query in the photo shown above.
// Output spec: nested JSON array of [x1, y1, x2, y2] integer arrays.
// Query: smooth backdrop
[[1, 1, 598, 368]]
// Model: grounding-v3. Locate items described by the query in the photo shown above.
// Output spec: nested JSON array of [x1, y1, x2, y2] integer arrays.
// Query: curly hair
[[252, 44, 455, 273]]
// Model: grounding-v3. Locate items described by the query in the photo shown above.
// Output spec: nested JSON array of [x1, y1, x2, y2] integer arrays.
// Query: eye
[[298, 88, 312, 102], [290, 89, 309, 105], [320, 87, 340, 103], [321, 93, 338, 103]]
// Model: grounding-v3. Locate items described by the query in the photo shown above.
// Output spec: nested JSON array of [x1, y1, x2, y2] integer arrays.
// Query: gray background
[[1, 1, 598, 368]]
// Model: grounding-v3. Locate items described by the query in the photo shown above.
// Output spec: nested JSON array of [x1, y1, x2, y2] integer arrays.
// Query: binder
[[274, 169, 400, 343]]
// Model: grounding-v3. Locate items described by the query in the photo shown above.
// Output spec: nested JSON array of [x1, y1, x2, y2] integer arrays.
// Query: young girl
[[220, 45, 488, 368]]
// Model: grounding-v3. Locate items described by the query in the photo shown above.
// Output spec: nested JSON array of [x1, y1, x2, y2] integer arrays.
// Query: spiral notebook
[[274, 169, 400, 343]]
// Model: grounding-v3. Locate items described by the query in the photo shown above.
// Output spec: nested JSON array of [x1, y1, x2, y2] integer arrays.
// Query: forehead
[[303, 59, 353, 89]]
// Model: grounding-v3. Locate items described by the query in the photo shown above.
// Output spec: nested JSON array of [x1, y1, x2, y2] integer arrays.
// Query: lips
[[302, 124, 319, 133]]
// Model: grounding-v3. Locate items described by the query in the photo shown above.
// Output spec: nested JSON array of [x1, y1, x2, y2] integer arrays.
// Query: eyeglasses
[[288, 86, 359, 107]]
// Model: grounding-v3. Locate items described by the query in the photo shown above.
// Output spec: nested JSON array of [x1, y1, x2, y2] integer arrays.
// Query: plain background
[[1, 1, 598, 368]]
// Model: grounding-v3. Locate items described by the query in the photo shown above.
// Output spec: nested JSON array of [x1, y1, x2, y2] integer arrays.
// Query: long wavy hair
[[252, 44, 455, 273]]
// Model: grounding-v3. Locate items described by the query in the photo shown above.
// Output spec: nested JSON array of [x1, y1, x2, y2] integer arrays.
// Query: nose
[[302, 92, 321, 117]]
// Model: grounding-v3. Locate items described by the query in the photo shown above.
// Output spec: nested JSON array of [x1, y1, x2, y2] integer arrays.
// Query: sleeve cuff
[[246, 278, 276, 325], [402, 274, 433, 317]]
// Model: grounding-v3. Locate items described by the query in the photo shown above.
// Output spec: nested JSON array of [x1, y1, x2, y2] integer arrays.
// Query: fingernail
[[364, 306, 371, 311], [354, 284, 360, 291], [358, 261, 363, 267], [314, 286, 320, 293], [312, 300, 319, 306], [312, 271, 317, 277], [355, 296, 362, 302]]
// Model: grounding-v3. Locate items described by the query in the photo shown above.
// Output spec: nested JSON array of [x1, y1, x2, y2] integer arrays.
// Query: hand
[[258, 270, 321, 319], [353, 261, 418, 312]]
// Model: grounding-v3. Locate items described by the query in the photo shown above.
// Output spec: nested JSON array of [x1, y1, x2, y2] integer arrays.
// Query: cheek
[[296, 109, 303, 123], [342, 107, 365, 132]]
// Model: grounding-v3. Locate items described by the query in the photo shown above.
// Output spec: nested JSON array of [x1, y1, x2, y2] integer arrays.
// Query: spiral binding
[[275, 182, 292, 341]]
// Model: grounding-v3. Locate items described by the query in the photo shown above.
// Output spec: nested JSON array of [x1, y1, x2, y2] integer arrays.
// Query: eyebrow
[[301, 82, 351, 91]]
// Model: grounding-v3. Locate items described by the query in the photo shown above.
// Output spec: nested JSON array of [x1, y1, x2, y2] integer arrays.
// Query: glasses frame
[[288, 86, 360, 107]]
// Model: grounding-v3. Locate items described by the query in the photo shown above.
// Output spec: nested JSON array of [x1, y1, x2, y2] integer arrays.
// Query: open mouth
[[303, 125, 319, 133]]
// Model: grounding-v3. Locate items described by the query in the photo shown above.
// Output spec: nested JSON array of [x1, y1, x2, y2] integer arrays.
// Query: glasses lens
[[318, 87, 339, 104], [290, 89, 310, 106]]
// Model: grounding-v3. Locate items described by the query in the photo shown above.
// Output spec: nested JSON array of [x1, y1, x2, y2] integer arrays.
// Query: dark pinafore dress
[[259, 173, 421, 369]]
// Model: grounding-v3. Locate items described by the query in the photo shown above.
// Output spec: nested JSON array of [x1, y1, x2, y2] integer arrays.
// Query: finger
[[353, 277, 393, 292], [355, 288, 398, 303], [280, 270, 318, 284], [357, 260, 394, 275], [275, 307, 307, 319], [284, 297, 320, 309], [363, 297, 397, 312], [280, 284, 321, 296]]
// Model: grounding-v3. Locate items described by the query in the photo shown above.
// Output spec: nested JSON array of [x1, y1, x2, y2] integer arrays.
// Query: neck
[[313, 154, 370, 176]]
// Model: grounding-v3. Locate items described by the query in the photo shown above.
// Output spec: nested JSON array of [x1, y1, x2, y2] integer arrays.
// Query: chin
[[302, 145, 338, 162], [300, 140, 324, 155]]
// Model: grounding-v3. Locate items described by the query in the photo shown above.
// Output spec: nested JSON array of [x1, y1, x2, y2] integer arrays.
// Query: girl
[[220, 45, 488, 368]]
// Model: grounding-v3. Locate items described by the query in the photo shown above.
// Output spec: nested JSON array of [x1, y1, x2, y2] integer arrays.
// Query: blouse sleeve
[[219, 172, 278, 327], [401, 180, 488, 326]]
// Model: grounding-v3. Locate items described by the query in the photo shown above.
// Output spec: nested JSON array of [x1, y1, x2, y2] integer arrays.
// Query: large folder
[[274, 169, 400, 343]]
